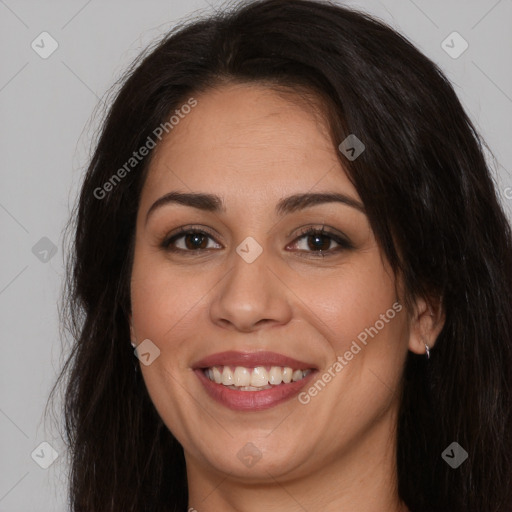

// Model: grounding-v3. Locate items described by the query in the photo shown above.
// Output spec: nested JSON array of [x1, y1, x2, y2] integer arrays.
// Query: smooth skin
[[129, 82, 444, 512]]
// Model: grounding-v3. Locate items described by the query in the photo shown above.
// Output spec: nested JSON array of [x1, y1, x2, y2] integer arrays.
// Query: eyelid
[[161, 224, 220, 244], [290, 225, 354, 251], [294, 224, 348, 239]]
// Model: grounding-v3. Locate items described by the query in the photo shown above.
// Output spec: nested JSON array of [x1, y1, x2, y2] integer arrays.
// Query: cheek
[[300, 261, 407, 430], [300, 255, 400, 354], [299, 255, 409, 420], [129, 251, 207, 349]]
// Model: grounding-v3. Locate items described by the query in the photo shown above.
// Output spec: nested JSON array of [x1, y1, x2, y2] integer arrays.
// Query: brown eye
[[288, 226, 353, 257], [161, 228, 222, 253], [303, 232, 333, 251], [182, 232, 209, 250]]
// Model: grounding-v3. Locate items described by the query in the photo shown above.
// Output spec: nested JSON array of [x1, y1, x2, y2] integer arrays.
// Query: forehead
[[141, 83, 359, 209]]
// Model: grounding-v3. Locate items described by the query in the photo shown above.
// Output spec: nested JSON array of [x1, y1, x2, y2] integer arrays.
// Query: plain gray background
[[1, 0, 511, 510]]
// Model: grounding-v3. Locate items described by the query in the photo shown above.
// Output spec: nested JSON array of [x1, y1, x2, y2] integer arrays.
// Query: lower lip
[[195, 369, 316, 411]]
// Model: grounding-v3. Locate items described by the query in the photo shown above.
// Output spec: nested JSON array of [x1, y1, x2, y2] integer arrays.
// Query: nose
[[209, 246, 293, 333]]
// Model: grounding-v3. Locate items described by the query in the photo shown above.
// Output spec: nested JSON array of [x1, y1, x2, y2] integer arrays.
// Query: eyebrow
[[145, 190, 365, 224]]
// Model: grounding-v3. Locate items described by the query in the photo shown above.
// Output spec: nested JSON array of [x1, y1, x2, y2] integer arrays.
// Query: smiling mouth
[[202, 365, 313, 391]]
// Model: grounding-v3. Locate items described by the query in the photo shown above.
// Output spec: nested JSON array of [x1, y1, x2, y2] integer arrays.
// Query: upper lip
[[193, 351, 317, 371]]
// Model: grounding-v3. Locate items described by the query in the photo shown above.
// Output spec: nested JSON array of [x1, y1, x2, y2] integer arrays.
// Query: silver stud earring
[[425, 343, 431, 359], [131, 341, 139, 373]]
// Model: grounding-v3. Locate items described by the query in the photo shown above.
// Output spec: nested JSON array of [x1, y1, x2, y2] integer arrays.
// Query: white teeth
[[221, 367, 234, 385], [227, 385, 273, 391], [234, 366, 251, 386], [204, 365, 311, 389], [269, 366, 282, 385], [292, 369, 303, 382], [212, 366, 222, 384], [250, 367, 268, 387]]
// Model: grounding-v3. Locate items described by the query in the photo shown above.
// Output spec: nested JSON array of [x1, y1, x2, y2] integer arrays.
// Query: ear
[[408, 295, 445, 355]]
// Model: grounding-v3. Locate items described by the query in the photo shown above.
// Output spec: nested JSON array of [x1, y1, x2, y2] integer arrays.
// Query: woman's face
[[130, 83, 414, 483]]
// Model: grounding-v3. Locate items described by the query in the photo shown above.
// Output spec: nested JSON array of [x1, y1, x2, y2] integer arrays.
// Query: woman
[[47, 0, 512, 510]]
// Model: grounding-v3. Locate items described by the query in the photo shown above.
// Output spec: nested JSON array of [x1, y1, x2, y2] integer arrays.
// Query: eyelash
[[160, 225, 353, 258]]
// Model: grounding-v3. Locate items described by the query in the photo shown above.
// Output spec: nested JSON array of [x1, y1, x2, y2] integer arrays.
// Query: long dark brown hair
[[46, 1, 512, 510]]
